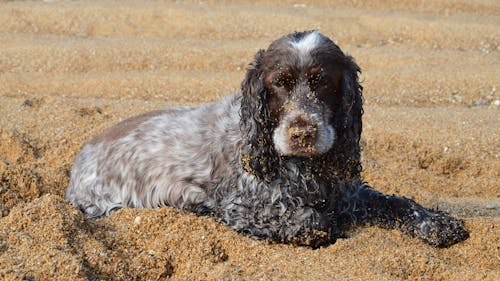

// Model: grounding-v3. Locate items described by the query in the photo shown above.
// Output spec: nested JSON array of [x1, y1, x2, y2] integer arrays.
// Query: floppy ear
[[239, 50, 279, 182], [334, 55, 364, 179], [340, 56, 363, 142], [240, 49, 267, 129], [241, 50, 265, 100]]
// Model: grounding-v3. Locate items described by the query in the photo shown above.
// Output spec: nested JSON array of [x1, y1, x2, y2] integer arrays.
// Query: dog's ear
[[239, 49, 279, 183], [241, 49, 266, 101], [339, 56, 363, 142], [334, 55, 363, 179], [240, 49, 267, 129]]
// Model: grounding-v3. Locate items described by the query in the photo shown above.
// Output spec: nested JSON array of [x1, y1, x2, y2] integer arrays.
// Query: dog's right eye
[[272, 78, 286, 87], [272, 75, 294, 89]]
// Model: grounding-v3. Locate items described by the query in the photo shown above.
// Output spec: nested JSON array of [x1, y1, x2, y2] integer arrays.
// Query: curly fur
[[66, 31, 469, 248]]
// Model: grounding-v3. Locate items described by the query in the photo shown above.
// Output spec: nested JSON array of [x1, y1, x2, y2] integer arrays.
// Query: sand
[[0, 0, 498, 280]]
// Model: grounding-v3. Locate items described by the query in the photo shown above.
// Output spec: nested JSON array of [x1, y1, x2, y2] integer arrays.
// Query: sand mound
[[1, 194, 498, 280], [0, 194, 236, 280]]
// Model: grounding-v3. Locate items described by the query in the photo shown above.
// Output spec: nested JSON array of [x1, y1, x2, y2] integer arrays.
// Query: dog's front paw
[[412, 210, 469, 248]]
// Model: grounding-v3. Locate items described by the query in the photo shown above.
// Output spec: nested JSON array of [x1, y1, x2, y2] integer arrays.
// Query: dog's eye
[[308, 73, 323, 88], [272, 75, 294, 88], [272, 78, 285, 87]]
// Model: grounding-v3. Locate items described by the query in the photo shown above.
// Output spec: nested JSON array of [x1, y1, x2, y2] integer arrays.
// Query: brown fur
[[89, 110, 170, 145]]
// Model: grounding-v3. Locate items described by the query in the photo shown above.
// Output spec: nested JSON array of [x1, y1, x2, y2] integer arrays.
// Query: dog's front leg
[[333, 182, 469, 247], [219, 190, 334, 248]]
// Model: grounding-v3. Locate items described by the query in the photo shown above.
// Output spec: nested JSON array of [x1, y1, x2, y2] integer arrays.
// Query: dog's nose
[[288, 123, 317, 146]]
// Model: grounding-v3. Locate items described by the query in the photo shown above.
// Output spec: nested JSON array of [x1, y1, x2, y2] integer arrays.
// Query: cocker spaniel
[[66, 31, 469, 247]]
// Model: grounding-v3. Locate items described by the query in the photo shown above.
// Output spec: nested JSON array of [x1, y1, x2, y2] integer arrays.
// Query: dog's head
[[240, 31, 363, 181]]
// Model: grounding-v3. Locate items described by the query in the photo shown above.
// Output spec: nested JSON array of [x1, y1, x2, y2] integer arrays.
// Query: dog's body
[[67, 31, 468, 247], [67, 97, 240, 216]]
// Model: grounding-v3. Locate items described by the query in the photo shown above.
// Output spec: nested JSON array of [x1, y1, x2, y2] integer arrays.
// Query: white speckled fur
[[66, 95, 242, 217]]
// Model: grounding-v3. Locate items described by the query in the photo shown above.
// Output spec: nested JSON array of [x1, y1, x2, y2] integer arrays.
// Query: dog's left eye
[[308, 73, 323, 88]]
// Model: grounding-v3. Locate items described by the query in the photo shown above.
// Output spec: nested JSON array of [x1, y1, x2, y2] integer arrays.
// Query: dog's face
[[260, 31, 346, 157]]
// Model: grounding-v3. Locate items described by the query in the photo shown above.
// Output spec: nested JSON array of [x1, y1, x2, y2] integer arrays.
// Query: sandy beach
[[0, 0, 499, 280]]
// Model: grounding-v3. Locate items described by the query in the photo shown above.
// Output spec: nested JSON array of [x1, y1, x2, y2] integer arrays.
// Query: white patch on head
[[289, 31, 321, 56]]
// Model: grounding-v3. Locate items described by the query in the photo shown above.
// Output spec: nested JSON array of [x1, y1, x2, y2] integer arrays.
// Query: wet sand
[[0, 0, 499, 280]]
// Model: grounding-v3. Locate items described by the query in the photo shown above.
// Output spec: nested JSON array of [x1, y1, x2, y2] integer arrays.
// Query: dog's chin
[[274, 140, 333, 158], [279, 145, 321, 158]]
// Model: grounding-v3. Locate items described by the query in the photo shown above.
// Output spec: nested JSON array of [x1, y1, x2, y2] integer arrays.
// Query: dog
[[66, 30, 469, 248]]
